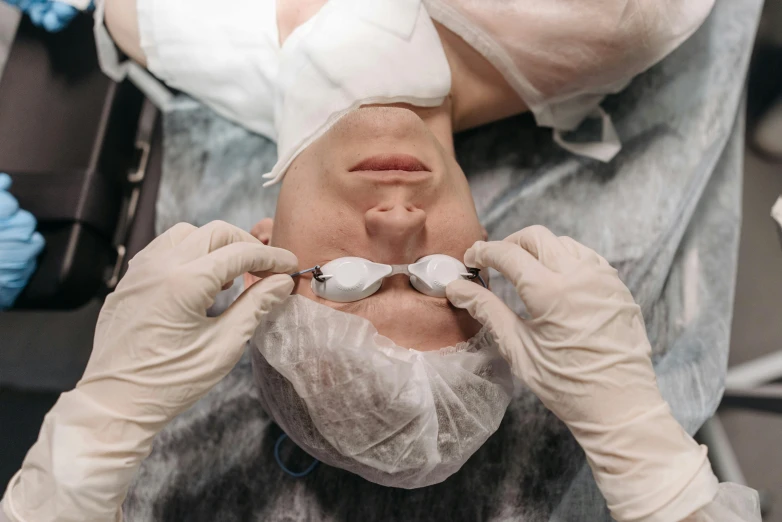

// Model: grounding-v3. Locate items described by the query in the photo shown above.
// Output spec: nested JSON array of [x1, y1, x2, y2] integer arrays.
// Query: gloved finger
[[22, 0, 43, 9], [446, 279, 529, 374], [0, 257, 38, 284], [0, 210, 37, 240], [52, 1, 77, 15], [0, 173, 11, 191], [181, 242, 298, 309], [130, 222, 197, 265], [174, 220, 263, 263], [27, 2, 46, 24], [42, 9, 61, 31], [216, 275, 294, 360], [557, 236, 585, 260], [465, 240, 550, 298], [503, 225, 575, 272], [0, 233, 45, 263], [0, 191, 20, 219], [447, 279, 518, 327], [44, 3, 77, 31]]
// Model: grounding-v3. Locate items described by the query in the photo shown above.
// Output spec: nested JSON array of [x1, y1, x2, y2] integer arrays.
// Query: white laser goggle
[[291, 255, 486, 303]]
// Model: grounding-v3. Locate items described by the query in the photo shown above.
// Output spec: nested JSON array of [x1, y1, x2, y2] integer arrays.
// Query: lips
[[349, 154, 430, 172]]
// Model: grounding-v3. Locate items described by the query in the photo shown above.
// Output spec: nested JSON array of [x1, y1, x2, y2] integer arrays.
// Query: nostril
[[373, 205, 418, 213]]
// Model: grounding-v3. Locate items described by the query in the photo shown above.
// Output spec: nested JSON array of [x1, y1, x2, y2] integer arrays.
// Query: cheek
[[433, 200, 483, 243]]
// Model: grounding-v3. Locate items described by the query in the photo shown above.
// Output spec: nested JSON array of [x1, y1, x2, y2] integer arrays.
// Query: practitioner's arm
[[1, 222, 297, 522], [446, 226, 760, 522]]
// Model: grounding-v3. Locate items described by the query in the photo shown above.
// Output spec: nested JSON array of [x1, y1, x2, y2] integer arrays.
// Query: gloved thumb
[[447, 279, 516, 328], [0, 173, 11, 191], [222, 274, 294, 340], [211, 274, 293, 371], [447, 279, 528, 375]]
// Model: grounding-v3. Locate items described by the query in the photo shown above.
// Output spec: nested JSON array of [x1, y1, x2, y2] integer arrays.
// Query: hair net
[[250, 295, 513, 488]]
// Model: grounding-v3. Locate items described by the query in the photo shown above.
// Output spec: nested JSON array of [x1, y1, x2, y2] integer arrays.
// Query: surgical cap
[[250, 295, 513, 488]]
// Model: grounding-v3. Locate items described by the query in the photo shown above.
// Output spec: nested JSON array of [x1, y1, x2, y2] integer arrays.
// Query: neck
[[276, 2, 527, 135], [434, 22, 527, 132]]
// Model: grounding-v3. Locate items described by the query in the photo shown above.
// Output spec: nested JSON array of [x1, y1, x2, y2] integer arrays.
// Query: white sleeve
[[683, 483, 761, 522]]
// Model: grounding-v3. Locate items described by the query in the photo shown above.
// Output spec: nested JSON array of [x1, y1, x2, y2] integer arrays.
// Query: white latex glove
[[2, 221, 298, 522], [446, 226, 720, 522]]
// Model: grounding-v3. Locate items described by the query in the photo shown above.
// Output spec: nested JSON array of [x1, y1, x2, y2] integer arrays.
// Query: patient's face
[[267, 104, 485, 350]]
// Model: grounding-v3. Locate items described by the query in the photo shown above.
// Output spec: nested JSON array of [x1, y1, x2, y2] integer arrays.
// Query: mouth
[[349, 154, 430, 173]]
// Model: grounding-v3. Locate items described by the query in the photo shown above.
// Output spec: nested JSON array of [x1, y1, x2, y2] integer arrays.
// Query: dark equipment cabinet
[[0, 13, 159, 310]]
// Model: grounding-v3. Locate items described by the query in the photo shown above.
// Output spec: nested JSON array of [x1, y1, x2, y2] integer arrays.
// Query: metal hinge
[[105, 99, 158, 289]]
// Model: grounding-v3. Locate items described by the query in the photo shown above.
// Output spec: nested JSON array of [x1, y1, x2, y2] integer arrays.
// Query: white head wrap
[[250, 295, 513, 488]]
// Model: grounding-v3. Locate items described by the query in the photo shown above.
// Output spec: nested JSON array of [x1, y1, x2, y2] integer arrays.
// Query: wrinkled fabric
[[120, 1, 762, 520], [127, 0, 714, 180], [250, 296, 512, 489], [424, 0, 715, 130], [684, 483, 760, 522]]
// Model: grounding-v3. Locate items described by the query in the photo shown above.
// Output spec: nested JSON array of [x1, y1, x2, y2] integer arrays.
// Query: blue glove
[[0, 173, 45, 310], [3, 0, 92, 33]]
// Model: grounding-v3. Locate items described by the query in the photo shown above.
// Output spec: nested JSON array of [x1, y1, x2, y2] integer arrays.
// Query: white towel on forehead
[[262, 0, 451, 186]]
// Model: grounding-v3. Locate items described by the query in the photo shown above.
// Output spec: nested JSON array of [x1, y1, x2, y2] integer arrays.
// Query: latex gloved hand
[[446, 226, 719, 522], [2, 221, 298, 522], [4, 0, 93, 32], [0, 174, 44, 310]]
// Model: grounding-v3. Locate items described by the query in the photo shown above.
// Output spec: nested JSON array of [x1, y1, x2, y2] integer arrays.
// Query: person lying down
[[5, 2, 752, 521], [104, 0, 714, 351], [1, 1, 763, 520], [100, 0, 720, 487]]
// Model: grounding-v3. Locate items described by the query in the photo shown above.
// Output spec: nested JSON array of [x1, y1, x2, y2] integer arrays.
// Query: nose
[[365, 205, 426, 262]]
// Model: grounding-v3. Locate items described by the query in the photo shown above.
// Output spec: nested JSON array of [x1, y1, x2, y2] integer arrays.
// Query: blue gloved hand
[[0, 173, 45, 310], [3, 0, 93, 33]]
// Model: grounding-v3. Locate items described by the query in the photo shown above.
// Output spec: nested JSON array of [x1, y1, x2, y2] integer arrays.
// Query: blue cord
[[274, 433, 319, 478]]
